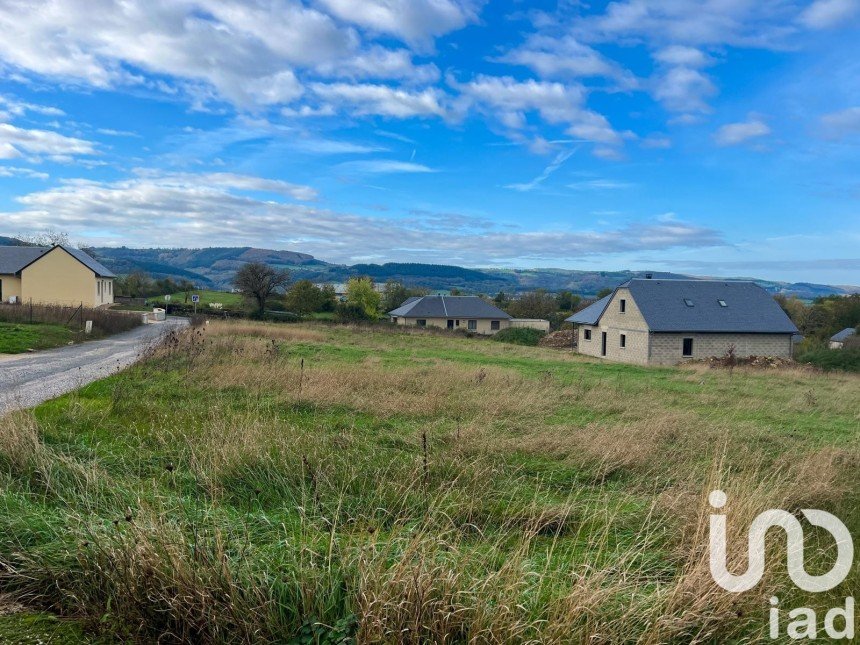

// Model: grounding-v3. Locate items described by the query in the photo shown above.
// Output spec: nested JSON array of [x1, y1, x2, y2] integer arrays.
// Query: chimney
[[645, 273, 653, 279]]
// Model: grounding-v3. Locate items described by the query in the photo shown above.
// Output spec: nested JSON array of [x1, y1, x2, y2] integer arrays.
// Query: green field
[[0, 322, 74, 354], [155, 289, 244, 308], [1, 321, 858, 642]]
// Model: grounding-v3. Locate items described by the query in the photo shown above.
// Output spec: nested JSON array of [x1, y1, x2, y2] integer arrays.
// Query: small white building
[[829, 328, 857, 349]]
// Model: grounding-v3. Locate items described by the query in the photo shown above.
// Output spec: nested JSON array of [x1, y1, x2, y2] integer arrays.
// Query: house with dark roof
[[0, 245, 116, 308], [565, 279, 798, 365], [829, 328, 857, 349], [389, 295, 514, 335]]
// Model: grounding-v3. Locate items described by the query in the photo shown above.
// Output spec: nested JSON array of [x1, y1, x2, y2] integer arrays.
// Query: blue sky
[[0, 0, 859, 284]]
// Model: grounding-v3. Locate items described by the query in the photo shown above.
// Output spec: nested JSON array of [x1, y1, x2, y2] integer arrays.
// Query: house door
[[601, 332, 607, 356], [447, 319, 454, 329]]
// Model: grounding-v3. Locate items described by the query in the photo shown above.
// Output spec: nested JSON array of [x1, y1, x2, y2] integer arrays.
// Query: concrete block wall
[[649, 333, 793, 365]]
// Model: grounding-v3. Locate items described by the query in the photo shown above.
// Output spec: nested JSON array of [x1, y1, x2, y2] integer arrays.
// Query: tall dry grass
[[0, 302, 141, 336], [0, 320, 857, 642]]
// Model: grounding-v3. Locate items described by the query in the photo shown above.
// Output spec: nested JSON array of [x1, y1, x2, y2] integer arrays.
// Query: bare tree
[[17, 229, 72, 247], [233, 262, 290, 315]]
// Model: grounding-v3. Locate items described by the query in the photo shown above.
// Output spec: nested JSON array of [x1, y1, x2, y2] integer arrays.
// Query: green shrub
[[795, 347, 860, 372], [491, 327, 545, 346]]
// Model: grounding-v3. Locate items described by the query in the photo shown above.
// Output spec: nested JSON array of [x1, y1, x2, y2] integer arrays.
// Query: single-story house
[[566, 278, 798, 366], [0, 245, 116, 308], [389, 295, 513, 335], [829, 328, 857, 349]]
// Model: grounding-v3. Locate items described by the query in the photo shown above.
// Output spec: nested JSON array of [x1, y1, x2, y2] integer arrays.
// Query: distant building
[[566, 279, 798, 365], [829, 328, 857, 349], [389, 295, 550, 335], [389, 295, 513, 335], [0, 245, 115, 308]]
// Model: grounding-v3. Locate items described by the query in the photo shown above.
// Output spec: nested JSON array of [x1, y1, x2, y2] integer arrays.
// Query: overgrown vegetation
[[1, 321, 858, 642], [490, 326, 545, 346], [795, 346, 860, 372], [0, 303, 140, 353]]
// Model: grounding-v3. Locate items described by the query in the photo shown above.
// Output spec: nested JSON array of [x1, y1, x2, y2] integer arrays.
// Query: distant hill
[[76, 245, 858, 300], [0, 236, 22, 245], [91, 246, 322, 287]]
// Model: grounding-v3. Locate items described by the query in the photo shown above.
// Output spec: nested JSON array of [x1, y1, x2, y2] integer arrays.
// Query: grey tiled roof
[[0, 246, 49, 274], [0, 245, 115, 278], [389, 295, 511, 319], [565, 295, 611, 325], [831, 328, 856, 342], [567, 279, 798, 334], [627, 279, 798, 333], [63, 246, 116, 277]]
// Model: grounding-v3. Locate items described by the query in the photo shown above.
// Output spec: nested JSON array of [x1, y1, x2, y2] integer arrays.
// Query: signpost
[[192, 294, 199, 315], [164, 294, 171, 314]]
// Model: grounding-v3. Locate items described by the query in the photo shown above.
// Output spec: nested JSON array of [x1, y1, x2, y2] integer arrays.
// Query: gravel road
[[0, 318, 188, 414]]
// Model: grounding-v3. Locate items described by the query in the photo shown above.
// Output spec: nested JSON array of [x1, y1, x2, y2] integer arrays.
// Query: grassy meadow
[[1, 321, 858, 643]]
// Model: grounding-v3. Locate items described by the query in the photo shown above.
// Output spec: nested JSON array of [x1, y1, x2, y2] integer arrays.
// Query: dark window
[[718, 299, 727, 307], [620, 334, 626, 348], [491, 320, 500, 330], [417, 319, 426, 327], [682, 338, 694, 356], [684, 298, 694, 307], [447, 319, 454, 329], [619, 299, 626, 313], [468, 319, 477, 330], [584, 329, 592, 341]]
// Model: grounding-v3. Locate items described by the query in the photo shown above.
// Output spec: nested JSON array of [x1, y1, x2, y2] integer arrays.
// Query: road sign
[[191, 294, 200, 303], [164, 294, 172, 302]]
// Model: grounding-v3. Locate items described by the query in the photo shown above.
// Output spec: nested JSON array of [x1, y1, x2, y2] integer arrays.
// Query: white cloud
[[496, 35, 637, 89], [653, 66, 717, 114], [0, 166, 49, 179], [0, 95, 65, 120], [714, 118, 771, 146], [820, 107, 860, 139], [172, 172, 318, 200], [310, 83, 448, 118], [317, 0, 479, 45], [315, 46, 440, 84], [799, 0, 860, 29], [0, 1, 443, 110], [335, 160, 436, 174], [573, 1, 799, 49], [0, 123, 97, 159], [653, 46, 712, 68], [0, 142, 22, 159], [0, 173, 723, 263]]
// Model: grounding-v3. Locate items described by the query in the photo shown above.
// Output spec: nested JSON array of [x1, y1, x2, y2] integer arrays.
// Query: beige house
[[389, 295, 513, 335], [0, 245, 116, 308], [567, 279, 798, 366]]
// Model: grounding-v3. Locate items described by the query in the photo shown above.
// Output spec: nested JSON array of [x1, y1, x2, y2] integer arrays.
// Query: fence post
[[29, 298, 33, 323]]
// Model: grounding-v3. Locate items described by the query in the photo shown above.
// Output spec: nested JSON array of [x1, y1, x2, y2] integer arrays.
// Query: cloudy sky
[[0, 0, 859, 284]]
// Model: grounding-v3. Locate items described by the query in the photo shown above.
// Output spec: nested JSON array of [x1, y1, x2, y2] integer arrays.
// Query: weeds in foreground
[[0, 321, 857, 643]]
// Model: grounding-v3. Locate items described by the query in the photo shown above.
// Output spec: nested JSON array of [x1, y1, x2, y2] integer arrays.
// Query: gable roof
[[389, 295, 512, 319], [568, 279, 798, 334], [7, 245, 116, 278], [566, 294, 611, 325], [62, 246, 116, 278], [0, 246, 50, 274], [831, 328, 857, 342]]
